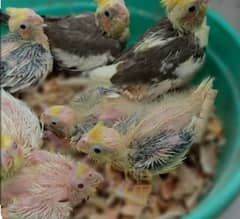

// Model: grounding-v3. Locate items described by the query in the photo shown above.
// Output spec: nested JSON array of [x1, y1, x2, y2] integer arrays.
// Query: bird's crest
[[88, 123, 122, 148], [96, 0, 113, 7], [161, 0, 206, 8], [6, 8, 29, 20], [1, 134, 14, 149], [87, 123, 108, 145], [76, 162, 90, 176], [48, 105, 65, 116]]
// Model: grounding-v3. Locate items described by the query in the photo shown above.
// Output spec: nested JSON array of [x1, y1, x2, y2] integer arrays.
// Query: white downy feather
[[53, 48, 114, 72], [1, 89, 42, 150]]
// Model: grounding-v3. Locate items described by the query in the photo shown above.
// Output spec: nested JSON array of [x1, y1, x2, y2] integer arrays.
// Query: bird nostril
[[77, 183, 84, 189]]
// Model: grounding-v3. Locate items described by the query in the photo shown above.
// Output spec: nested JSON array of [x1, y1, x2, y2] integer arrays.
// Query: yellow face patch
[[1, 134, 14, 149], [48, 105, 64, 117]]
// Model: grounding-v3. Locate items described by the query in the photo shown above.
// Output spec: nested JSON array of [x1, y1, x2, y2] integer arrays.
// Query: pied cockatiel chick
[[2, 150, 103, 219], [37, 0, 130, 75], [1, 8, 53, 93], [41, 86, 142, 151], [1, 89, 43, 150], [77, 78, 217, 180], [87, 0, 209, 98]]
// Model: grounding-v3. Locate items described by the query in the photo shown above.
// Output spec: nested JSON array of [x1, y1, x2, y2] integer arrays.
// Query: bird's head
[[41, 105, 77, 137], [1, 134, 25, 179], [76, 162, 104, 187], [95, 0, 130, 41], [6, 7, 44, 39], [161, 0, 208, 31], [68, 162, 103, 206], [77, 123, 123, 163]]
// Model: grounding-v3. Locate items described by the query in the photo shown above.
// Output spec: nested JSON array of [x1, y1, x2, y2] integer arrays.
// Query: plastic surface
[[1, 1, 240, 219]]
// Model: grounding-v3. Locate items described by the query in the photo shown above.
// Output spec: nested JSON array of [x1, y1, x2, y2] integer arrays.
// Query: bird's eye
[[20, 24, 27, 30], [188, 5, 196, 13], [94, 148, 102, 154], [104, 10, 111, 18], [77, 183, 85, 189], [51, 121, 57, 126], [13, 142, 18, 150]]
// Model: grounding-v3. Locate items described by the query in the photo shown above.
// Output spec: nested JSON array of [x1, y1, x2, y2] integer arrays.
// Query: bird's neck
[[21, 28, 49, 49], [32, 30, 50, 49], [193, 18, 209, 48]]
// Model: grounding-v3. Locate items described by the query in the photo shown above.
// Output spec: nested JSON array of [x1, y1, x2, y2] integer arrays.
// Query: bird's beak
[[0, 12, 10, 24], [76, 135, 90, 153]]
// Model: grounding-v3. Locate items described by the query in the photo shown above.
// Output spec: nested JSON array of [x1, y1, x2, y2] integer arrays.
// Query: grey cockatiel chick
[[1, 8, 53, 93], [86, 0, 209, 98]]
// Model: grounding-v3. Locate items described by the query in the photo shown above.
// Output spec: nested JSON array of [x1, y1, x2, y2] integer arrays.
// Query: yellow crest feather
[[48, 105, 65, 116], [6, 7, 30, 20], [95, 0, 113, 7], [87, 123, 107, 144], [76, 162, 90, 176], [161, 0, 196, 8]]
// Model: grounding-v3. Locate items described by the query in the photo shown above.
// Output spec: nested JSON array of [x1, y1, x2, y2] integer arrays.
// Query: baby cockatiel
[[41, 86, 141, 149], [87, 0, 209, 97], [37, 0, 130, 75], [1, 134, 29, 181], [78, 78, 217, 180], [2, 150, 103, 219], [1, 7, 53, 93], [1, 89, 43, 150]]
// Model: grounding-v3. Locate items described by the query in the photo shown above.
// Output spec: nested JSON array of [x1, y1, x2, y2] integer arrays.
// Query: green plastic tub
[[2, 0, 240, 218]]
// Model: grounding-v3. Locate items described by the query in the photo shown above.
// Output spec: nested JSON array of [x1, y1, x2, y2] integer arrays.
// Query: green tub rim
[[185, 10, 240, 219], [1, 3, 240, 218]]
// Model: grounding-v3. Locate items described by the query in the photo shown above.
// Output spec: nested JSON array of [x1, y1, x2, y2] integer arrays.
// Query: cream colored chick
[[78, 78, 217, 180], [1, 89, 43, 150], [41, 86, 141, 149]]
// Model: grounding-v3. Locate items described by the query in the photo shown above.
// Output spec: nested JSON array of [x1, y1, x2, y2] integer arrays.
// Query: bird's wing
[[1, 43, 52, 93], [111, 19, 205, 84], [1, 33, 23, 57], [129, 129, 193, 174], [45, 13, 122, 58]]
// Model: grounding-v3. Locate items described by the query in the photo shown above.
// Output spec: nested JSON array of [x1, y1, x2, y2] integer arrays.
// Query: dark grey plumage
[[87, 17, 208, 93], [128, 129, 193, 174], [44, 13, 125, 74], [112, 18, 205, 84]]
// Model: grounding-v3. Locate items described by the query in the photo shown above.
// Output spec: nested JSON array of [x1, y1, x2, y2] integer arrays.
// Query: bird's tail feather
[[192, 77, 215, 99], [188, 80, 218, 142]]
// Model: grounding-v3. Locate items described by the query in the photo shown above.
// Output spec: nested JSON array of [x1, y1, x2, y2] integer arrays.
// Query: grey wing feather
[[129, 129, 194, 174], [114, 111, 146, 135], [111, 18, 205, 84], [1, 43, 52, 93], [45, 13, 122, 57], [1, 33, 21, 44]]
